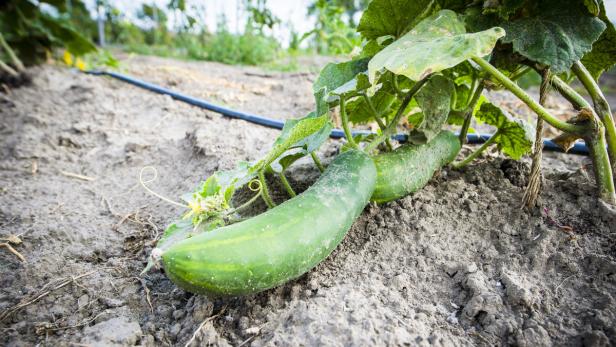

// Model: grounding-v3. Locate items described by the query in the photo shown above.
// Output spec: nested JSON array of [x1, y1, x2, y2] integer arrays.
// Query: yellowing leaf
[[368, 10, 504, 83]]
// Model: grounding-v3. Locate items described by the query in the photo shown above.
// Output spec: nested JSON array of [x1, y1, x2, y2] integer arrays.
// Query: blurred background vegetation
[[0, 0, 614, 87], [0, 0, 373, 74]]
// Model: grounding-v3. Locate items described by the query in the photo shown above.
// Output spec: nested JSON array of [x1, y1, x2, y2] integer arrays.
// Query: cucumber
[[372, 130, 461, 203], [160, 150, 377, 296]]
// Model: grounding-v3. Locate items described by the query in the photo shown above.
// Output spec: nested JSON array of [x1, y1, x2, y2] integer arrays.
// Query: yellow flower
[[75, 57, 86, 71], [63, 51, 73, 66]]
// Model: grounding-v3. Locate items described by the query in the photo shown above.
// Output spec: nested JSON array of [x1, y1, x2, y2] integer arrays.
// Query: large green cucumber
[[372, 130, 461, 203], [160, 150, 376, 296]]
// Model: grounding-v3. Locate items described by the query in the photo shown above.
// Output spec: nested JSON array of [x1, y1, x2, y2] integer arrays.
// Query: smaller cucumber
[[372, 130, 460, 203]]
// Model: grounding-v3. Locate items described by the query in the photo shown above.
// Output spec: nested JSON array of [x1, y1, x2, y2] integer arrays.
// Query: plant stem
[[278, 171, 296, 197], [392, 73, 404, 97], [364, 75, 431, 152], [226, 191, 262, 215], [572, 61, 616, 177], [508, 66, 530, 82], [0, 60, 18, 77], [459, 83, 484, 144], [452, 132, 498, 169], [339, 96, 358, 149], [472, 57, 586, 134], [586, 130, 616, 204], [310, 152, 325, 172], [258, 171, 276, 208], [548, 74, 591, 110], [0, 32, 24, 72], [362, 93, 393, 151]]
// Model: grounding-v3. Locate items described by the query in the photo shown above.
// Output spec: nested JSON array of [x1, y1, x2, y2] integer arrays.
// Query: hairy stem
[[572, 61, 616, 177], [549, 74, 591, 110], [459, 83, 485, 144], [364, 75, 431, 152], [362, 93, 393, 151], [258, 171, 276, 208], [472, 57, 586, 134], [278, 171, 296, 198], [226, 191, 262, 216], [310, 152, 325, 172], [452, 132, 498, 169], [339, 96, 358, 149], [0, 32, 24, 72], [586, 130, 616, 204], [310, 152, 325, 173]]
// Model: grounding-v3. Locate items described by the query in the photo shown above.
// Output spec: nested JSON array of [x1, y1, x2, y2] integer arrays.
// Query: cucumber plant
[[146, 0, 616, 296]]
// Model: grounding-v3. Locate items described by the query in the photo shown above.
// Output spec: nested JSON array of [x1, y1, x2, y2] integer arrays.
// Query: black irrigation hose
[[87, 70, 589, 155]]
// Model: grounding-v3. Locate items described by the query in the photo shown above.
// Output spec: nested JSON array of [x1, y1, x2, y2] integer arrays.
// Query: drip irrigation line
[[86, 70, 589, 155]]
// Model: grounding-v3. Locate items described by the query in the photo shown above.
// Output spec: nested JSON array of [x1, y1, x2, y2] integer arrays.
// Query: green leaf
[[482, 0, 525, 19], [368, 10, 505, 83], [293, 121, 333, 153], [475, 103, 535, 159], [581, 1, 616, 80], [313, 58, 370, 95], [271, 152, 306, 173], [584, 0, 600, 16], [359, 39, 384, 57], [271, 120, 333, 173], [273, 114, 328, 150], [500, 0, 606, 73], [40, 16, 97, 56], [408, 75, 454, 144], [357, 0, 435, 40], [347, 90, 396, 124]]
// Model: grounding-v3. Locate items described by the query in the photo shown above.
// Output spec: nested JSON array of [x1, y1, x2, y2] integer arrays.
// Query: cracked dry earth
[[1, 58, 615, 346]]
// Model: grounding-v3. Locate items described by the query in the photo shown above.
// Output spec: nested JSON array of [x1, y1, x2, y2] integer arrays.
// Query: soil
[[1, 56, 615, 347]]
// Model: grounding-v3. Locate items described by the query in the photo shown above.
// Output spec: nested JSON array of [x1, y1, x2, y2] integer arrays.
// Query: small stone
[[98, 297, 125, 308], [244, 327, 260, 335], [172, 310, 185, 320], [81, 316, 142, 347]]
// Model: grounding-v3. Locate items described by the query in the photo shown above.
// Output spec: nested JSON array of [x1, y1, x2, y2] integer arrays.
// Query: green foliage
[[499, 0, 605, 73], [475, 103, 535, 159], [302, 0, 361, 55], [367, 10, 504, 83], [581, 1, 616, 80], [409, 75, 454, 144], [313, 58, 370, 96], [357, 0, 434, 39]]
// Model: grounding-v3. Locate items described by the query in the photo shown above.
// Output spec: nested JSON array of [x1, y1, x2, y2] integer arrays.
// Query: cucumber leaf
[[357, 0, 435, 40], [270, 151, 306, 173], [581, 1, 616, 80], [500, 0, 606, 73], [347, 91, 397, 124], [367, 10, 505, 83], [313, 58, 370, 95], [271, 119, 333, 173], [475, 103, 535, 159], [408, 75, 455, 144], [293, 120, 333, 153], [482, 0, 525, 19]]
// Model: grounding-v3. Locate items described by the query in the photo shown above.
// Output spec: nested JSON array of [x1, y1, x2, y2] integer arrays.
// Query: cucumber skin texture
[[162, 150, 377, 297], [372, 131, 461, 204]]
